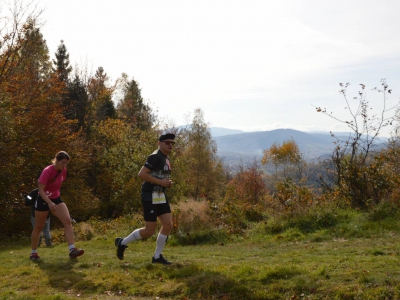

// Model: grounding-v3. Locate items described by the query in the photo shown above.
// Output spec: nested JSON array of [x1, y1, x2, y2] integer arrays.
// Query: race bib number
[[152, 192, 166, 204]]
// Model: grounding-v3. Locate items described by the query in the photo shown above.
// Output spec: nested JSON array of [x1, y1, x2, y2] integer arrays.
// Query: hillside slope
[[212, 128, 363, 166]]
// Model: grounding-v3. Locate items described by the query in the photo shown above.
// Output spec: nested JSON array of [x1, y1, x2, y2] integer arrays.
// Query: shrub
[[367, 200, 400, 221], [211, 198, 269, 236], [315, 80, 399, 209], [271, 178, 316, 217], [172, 199, 211, 234], [171, 199, 228, 245]]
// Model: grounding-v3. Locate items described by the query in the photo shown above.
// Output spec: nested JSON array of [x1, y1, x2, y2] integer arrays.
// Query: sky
[[26, 0, 400, 136]]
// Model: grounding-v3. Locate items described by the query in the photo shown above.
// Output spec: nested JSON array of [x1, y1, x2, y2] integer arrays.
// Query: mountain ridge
[[213, 128, 338, 158], [210, 128, 372, 165], [210, 127, 245, 137]]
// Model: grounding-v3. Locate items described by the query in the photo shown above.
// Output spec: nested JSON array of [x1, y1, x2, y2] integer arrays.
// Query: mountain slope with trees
[[213, 128, 346, 164]]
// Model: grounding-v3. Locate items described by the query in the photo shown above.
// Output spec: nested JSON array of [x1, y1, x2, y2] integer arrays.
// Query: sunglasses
[[163, 141, 175, 146]]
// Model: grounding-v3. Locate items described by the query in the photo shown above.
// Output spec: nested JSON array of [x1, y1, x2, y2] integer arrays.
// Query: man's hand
[[160, 178, 173, 188]]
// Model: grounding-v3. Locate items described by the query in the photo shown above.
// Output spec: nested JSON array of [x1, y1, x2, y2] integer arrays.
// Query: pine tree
[[52, 40, 72, 83], [52, 40, 81, 123], [67, 73, 88, 130], [116, 73, 155, 130]]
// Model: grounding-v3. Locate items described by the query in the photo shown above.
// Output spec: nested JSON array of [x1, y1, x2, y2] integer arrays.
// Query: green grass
[[1, 211, 400, 299]]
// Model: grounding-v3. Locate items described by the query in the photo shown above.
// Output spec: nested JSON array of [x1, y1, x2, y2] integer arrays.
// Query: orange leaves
[[225, 163, 267, 205], [0, 21, 75, 236]]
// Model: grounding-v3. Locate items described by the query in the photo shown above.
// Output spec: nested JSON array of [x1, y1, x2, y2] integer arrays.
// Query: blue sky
[[34, 0, 400, 136]]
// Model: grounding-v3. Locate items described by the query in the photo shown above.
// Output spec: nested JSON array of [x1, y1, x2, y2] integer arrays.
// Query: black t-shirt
[[141, 149, 172, 192]]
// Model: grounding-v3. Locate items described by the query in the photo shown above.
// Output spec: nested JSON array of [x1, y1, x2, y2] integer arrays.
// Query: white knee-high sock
[[122, 229, 142, 245], [154, 233, 168, 259]]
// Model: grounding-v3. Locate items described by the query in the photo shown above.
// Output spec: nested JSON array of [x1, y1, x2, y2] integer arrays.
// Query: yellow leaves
[[262, 139, 301, 166]]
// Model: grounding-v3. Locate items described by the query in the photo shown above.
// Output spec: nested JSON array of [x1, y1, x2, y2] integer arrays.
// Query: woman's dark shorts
[[35, 195, 64, 211], [142, 191, 171, 222]]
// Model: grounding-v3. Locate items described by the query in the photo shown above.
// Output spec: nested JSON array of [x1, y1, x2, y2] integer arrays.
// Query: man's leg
[[115, 222, 156, 260], [152, 213, 173, 264]]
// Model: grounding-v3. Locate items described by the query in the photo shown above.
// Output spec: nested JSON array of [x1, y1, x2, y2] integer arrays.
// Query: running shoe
[[115, 237, 127, 260], [69, 248, 84, 259], [30, 253, 41, 261], [152, 254, 171, 265]]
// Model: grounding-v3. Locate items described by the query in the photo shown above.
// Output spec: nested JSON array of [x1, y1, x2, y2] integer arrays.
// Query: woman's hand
[[49, 202, 57, 212]]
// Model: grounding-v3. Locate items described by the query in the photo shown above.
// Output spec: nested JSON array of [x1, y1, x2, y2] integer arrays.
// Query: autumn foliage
[[1, 2, 400, 241], [0, 6, 229, 237]]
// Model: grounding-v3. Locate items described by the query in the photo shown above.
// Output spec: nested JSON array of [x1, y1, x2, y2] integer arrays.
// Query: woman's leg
[[51, 203, 74, 245], [31, 211, 48, 250], [31, 215, 42, 247]]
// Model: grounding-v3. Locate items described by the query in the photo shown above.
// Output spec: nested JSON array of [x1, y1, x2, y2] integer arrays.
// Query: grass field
[[1, 211, 400, 300]]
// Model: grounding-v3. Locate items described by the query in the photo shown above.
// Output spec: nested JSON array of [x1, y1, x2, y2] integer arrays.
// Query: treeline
[[0, 4, 226, 236], [2, 2, 400, 239]]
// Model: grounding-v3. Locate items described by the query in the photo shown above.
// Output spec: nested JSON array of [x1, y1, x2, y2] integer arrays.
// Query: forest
[[1, 1, 400, 241]]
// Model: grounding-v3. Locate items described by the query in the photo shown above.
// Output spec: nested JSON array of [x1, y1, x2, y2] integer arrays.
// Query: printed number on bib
[[152, 192, 166, 204]]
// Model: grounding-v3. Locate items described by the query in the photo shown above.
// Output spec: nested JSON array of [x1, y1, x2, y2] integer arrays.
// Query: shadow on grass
[[120, 262, 261, 300], [0, 238, 31, 253], [37, 259, 97, 292]]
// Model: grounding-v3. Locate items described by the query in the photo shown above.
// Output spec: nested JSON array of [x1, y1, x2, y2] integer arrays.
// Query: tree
[[225, 160, 267, 205], [0, 3, 46, 236], [315, 80, 400, 208], [67, 72, 88, 130], [52, 40, 79, 123], [14, 19, 52, 84], [52, 40, 72, 83], [116, 73, 155, 130], [177, 108, 225, 200], [0, 0, 43, 86], [86, 66, 116, 136], [0, 21, 72, 236], [58, 134, 100, 221], [374, 113, 400, 207], [89, 119, 155, 218], [261, 139, 304, 180], [384, 122, 400, 177]]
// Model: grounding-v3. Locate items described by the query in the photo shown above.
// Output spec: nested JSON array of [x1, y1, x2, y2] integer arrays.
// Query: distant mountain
[[307, 131, 390, 140], [210, 127, 244, 137], [307, 131, 352, 136], [214, 128, 336, 159], [212, 128, 386, 166]]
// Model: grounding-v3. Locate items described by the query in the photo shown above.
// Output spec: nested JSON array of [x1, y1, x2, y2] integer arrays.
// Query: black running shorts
[[141, 191, 171, 222], [35, 195, 64, 211]]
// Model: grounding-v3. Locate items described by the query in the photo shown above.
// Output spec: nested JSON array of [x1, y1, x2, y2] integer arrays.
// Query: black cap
[[159, 133, 175, 141]]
